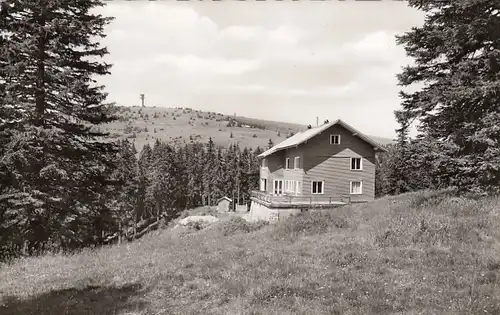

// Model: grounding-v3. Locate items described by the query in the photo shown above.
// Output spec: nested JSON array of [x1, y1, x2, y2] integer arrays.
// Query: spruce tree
[[0, 0, 119, 254], [137, 144, 153, 221], [109, 139, 139, 242], [212, 146, 225, 200], [268, 139, 274, 149], [202, 137, 216, 206], [396, 0, 500, 193], [183, 143, 200, 208]]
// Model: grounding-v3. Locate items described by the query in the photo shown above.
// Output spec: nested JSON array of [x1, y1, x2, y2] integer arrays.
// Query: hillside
[[1, 190, 499, 315], [100, 106, 394, 151]]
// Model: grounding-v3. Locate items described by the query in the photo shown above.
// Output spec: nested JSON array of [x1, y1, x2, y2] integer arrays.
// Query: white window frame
[[330, 134, 341, 145], [294, 156, 300, 169], [285, 158, 290, 169], [350, 157, 363, 171], [284, 180, 295, 193], [273, 179, 283, 195], [260, 178, 267, 192], [350, 181, 362, 195], [311, 181, 325, 195], [295, 181, 302, 195]]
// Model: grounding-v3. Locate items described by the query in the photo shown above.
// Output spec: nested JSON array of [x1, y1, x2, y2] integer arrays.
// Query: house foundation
[[249, 195, 347, 223]]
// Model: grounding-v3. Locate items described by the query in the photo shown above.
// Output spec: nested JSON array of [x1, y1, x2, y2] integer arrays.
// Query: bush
[[408, 189, 457, 208], [219, 217, 268, 236], [186, 221, 204, 231], [272, 211, 349, 240]]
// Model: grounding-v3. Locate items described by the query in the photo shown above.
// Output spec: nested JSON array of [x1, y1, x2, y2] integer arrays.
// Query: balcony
[[251, 191, 350, 209]]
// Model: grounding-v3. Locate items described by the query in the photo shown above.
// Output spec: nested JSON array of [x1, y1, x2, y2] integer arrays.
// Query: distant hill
[[100, 105, 394, 151]]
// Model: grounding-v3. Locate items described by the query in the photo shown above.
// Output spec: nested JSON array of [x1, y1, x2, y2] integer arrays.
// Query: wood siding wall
[[261, 124, 376, 201], [260, 147, 304, 194]]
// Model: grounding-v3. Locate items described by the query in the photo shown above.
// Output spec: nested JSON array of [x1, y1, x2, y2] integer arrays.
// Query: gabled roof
[[258, 119, 387, 158], [217, 196, 232, 203]]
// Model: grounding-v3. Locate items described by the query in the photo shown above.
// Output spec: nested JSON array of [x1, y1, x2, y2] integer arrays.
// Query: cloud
[[203, 81, 361, 98], [268, 25, 304, 46], [151, 54, 261, 76], [101, 3, 219, 58], [339, 31, 406, 64], [218, 25, 264, 41], [103, 3, 217, 32]]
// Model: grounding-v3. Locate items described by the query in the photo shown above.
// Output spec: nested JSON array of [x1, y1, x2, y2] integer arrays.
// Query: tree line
[[1, 134, 262, 259]]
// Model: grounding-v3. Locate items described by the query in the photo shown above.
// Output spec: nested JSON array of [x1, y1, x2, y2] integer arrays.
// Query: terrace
[[250, 190, 351, 209]]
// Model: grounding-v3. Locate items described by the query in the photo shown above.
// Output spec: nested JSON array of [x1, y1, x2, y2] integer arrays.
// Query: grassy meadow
[[1, 190, 499, 315], [101, 106, 394, 151]]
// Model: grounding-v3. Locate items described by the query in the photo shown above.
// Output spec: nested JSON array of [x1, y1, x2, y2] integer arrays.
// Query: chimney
[[324, 119, 329, 124]]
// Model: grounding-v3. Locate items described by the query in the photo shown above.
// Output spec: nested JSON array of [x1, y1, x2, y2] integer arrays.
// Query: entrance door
[[273, 179, 283, 195]]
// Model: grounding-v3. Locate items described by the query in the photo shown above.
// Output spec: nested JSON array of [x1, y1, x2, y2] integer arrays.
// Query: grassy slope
[[102, 106, 394, 151], [1, 190, 499, 315]]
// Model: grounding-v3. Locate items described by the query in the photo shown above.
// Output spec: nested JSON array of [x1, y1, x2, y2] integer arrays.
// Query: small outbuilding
[[217, 196, 232, 213]]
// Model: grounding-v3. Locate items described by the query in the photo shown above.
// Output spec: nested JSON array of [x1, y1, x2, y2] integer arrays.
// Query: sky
[[97, 1, 425, 139]]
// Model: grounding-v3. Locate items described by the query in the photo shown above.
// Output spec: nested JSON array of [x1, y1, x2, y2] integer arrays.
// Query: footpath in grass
[[1, 190, 499, 315]]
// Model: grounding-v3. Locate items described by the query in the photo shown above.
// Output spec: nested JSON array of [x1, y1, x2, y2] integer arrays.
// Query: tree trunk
[[35, 9, 47, 127], [134, 207, 138, 239], [237, 178, 240, 206], [118, 221, 122, 245], [156, 200, 160, 223]]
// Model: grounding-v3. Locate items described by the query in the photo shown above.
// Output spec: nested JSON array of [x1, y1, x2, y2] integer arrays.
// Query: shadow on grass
[[0, 283, 147, 315]]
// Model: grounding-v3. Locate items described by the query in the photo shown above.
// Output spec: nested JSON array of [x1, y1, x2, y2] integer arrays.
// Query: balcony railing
[[251, 190, 351, 208]]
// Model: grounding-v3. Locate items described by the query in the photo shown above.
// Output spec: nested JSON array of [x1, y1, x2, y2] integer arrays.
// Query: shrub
[[272, 211, 349, 240], [219, 217, 268, 236], [186, 221, 204, 231], [220, 217, 250, 235], [408, 189, 458, 208]]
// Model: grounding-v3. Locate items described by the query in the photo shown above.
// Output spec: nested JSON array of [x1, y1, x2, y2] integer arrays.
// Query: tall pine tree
[[0, 0, 119, 254], [108, 139, 139, 243], [396, 0, 500, 193]]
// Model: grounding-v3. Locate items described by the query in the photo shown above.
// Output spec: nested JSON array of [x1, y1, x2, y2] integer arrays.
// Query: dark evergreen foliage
[[0, 0, 120, 258], [267, 138, 274, 149], [395, 0, 500, 194], [127, 140, 261, 229]]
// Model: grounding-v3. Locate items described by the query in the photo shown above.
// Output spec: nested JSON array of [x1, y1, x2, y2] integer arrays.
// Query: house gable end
[[258, 119, 386, 159]]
